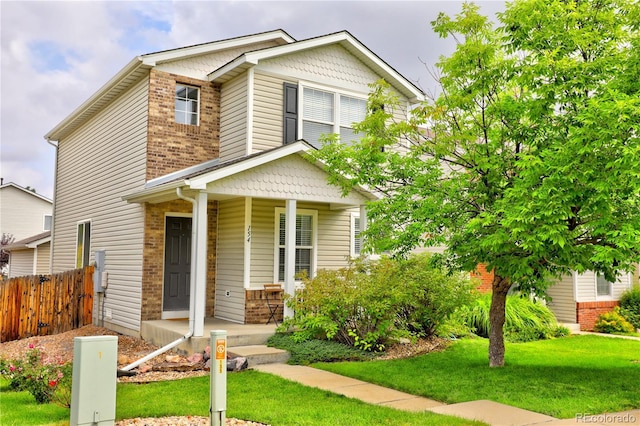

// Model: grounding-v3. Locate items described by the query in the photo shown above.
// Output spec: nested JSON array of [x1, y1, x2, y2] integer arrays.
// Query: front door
[[163, 216, 191, 315]]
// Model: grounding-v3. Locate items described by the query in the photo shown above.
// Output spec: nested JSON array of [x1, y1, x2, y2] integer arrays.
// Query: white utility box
[[70, 336, 117, 426]]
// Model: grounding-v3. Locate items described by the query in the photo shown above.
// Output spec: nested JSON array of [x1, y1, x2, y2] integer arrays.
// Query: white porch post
[[359, 204, 368, 256], [194, 191, 208, 337], [284, 199, 297, 318]]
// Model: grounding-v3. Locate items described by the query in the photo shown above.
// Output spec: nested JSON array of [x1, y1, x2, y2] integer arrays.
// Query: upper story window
[[175, 84, 199, 125], [282, 82, 366, 147], [43, 214, 52, 231], [302, 87, 367, 147]]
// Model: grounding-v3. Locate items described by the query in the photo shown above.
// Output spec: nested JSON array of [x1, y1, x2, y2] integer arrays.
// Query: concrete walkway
[[253, 363, 640, 426]]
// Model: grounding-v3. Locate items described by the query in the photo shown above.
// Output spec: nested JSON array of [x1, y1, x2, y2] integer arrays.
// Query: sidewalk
[[253, 363, 640, 426]]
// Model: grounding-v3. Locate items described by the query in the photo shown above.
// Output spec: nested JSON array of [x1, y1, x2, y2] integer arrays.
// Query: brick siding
[[245, 289, 284, 324], [141, 200, 218, 320], [576, 301, 619, 331], [147, 69, 221, 180], [471, 263, 494, 293]]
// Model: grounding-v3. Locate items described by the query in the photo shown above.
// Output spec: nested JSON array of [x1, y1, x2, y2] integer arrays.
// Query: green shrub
[[619, 286, 640, 330], [267, 333, 375, 365], [283, 254, 476, 351], [594, 307, 635, 334], [458, 293, 566, 342]]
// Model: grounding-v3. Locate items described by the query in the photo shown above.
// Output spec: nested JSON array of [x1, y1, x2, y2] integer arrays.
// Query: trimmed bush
[[282, 254, 476, 351], [594, 307, 635, 334], [619, 286, 640, 330]]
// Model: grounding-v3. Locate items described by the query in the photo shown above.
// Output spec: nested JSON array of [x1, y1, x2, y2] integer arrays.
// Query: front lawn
[[315, 335, 640, 418], [2, 371, 483, 426]]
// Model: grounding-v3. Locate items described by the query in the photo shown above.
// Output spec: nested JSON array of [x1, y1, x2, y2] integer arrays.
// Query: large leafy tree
[[310, 0, 640, 366]]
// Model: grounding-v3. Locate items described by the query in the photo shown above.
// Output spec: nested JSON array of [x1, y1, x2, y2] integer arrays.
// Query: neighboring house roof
[[122, 141, 378, 205], [209, 31, 424, 103], [44, 29, 424, 141], [0, 182, 52, 204], [4, 231, 51, 251]]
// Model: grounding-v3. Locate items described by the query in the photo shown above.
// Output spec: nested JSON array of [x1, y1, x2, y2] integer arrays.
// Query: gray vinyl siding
[[8, 250, 34, 278], [35, 242, 51, 275], [250, 198, 278, 286], [52, 76, 148, 333], [547, 274, 576, 323], [248, 200, 353, 287], [219, 74, 248, 162], [215, 198, 246, 323], [252, 72, 294, 152], [574, 270, 631, 302]]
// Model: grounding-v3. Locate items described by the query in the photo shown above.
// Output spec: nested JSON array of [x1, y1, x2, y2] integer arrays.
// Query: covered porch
[[124, 141, 375, 338]]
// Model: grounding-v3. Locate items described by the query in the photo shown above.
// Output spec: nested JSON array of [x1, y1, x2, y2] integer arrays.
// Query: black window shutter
[[283, 83, 298, 144]]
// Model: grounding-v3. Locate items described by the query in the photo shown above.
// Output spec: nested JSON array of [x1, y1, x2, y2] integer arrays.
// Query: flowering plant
[[0, 343, 73, 406]]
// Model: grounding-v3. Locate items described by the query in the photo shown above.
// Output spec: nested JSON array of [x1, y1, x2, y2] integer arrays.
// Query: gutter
[[45, 138, 58, 275], [120, 187, 198, 372]]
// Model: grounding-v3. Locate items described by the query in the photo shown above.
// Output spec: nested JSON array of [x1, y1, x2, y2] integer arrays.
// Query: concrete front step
[[227, 344, 290, 366]]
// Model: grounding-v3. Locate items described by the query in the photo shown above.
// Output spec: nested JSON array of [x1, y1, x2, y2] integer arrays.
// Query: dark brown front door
[[163, 216, 191, 312]]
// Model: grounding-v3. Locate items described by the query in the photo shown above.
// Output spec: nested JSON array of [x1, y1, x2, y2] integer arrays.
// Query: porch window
[[596, 274, 612, 297], [301, 85, 367, 147], [75, 220, 91, 269], [351, 213, 361, 256], [175, 84, 199, 125], [276, 209, 317, 281]]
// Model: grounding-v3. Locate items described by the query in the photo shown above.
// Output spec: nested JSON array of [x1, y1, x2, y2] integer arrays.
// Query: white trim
[[74, 219, 92, 269], [207, 31, 424, 102], [175, 83, 200, 126], [273, 206, 318, 284], [246, 68, 254, 156], [572, 271, 578, 302], [243, 197, 252, 289], [350, 212, 360, 257], [298, 81, 368, 142], [142, 30, 295, 65], [32, 246, 38, 275], [186, 142, 312, 189]]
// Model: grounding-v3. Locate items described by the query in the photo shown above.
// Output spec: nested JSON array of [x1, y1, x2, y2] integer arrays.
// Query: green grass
[[315, 335, 640, 418], [2, 371, 482, 426]]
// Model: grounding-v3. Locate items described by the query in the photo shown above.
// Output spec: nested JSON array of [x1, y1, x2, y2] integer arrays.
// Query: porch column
[[194, 191, 208, 336], [284, 199, 296, 318], [359, 204, 368, 257]]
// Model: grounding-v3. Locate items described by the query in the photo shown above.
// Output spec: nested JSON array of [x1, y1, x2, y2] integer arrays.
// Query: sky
[[0, 0, 506, 200]]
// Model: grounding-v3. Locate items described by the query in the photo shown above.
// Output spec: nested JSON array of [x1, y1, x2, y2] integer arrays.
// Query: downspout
[[45, 138, 57, 275], [120, 187, 198, 372]]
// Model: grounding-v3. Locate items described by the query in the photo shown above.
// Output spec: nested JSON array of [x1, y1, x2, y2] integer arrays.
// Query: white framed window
[[43, 214, 52, 231], [301, 84, 367, 148], [350, 213, 361, 257], [596, 273, 613, 297], [275, 208, 317, 282], [75, 220, 91, 269], [175, 84, 199, 125]]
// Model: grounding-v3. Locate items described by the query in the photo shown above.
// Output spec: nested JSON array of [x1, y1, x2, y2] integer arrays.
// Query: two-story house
[[44, 30, 424, 338], [0, 181, 53, 277]]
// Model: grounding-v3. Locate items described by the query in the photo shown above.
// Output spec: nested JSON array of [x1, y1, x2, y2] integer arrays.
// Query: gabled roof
[[208, 31, 424, 103], [4, 231, 51, 251], [0, 182, 52, 204], [122, 141, 377, 205], [44, 30, 295, 141]]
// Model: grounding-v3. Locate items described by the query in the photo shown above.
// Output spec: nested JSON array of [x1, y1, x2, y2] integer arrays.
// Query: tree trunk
[[489, 275, 511, 367]]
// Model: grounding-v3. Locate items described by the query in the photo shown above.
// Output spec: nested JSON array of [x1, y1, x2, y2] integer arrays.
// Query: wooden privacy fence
[[0, 266, 94, 342]]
